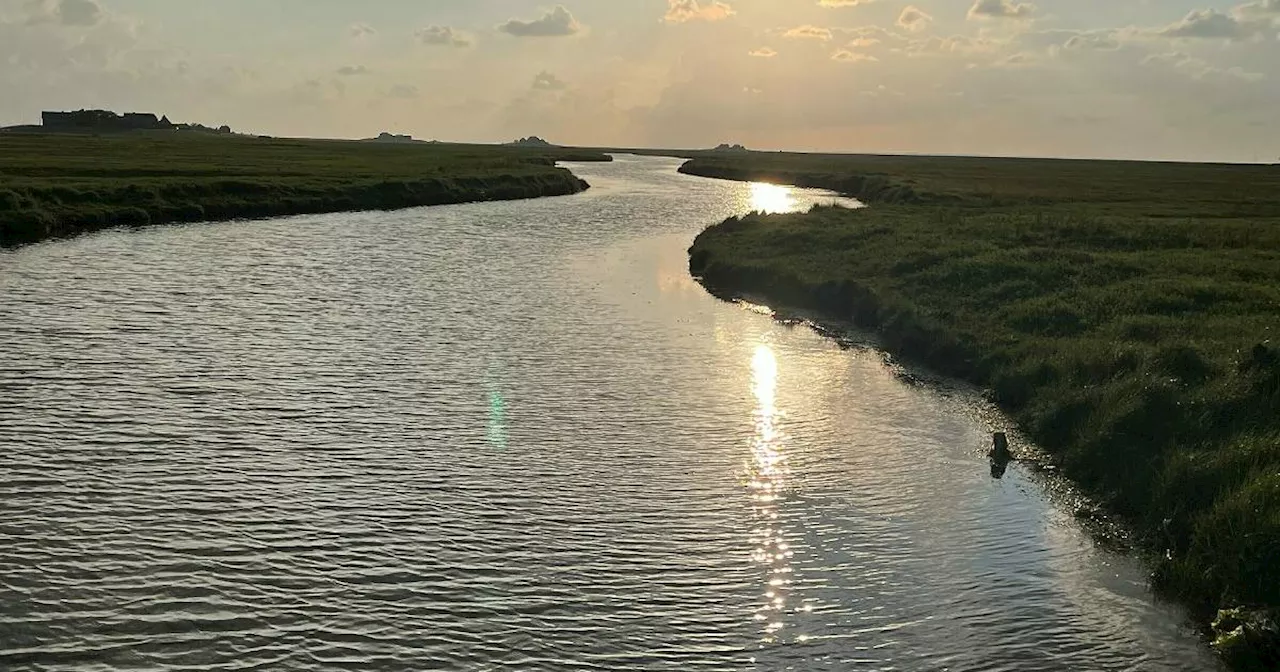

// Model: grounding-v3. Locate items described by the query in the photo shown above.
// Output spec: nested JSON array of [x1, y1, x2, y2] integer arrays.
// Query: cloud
[[1156, 9, 1272, 40], [749, 46, 777, 57], [1220, 66, 1267, 81], [906, 34, 1000, 56], [1143, 51, 1191, 66], [784, 25, 833, 40], [532, 70, 567, 90], [967, 0, 1035, 20], [995, 51, 1034, 66], [24, 0, 103, 26], [1021, 28, 1128, 52], [416, 25, 472, 47], [387, 84, 419, 99], [1063, 31, 1121, 50], [664, 0, 735, 23], [349, 23, 376, 39], [336, 65, 368, 76], [498, 5, 582, 37], [819, 0, 875, 6], [897, 5, 933, 32], [1235, 0, 1280, 14], [832, 49, 877, 62], [843, 25, 909, 47], [1144, 51, 1266, 81], [57, 0, 100, 25]]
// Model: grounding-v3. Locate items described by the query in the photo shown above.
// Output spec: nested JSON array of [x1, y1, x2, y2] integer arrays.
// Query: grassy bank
[[680, 152, 1280, 210], [0, 133, 610, 246], [686, 153, 1280, 669]]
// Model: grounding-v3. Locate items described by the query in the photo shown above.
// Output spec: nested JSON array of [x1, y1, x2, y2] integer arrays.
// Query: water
[[0, 156, 1219, 671]]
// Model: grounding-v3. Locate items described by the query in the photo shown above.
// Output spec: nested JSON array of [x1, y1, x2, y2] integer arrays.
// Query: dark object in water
[[989, 432, 1012, 479]]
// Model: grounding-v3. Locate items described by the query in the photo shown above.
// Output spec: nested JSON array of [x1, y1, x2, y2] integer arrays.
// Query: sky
[[2, 0, 1279, 161]]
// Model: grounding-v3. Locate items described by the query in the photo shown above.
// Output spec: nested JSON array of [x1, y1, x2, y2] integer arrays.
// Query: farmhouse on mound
[[42, 109, 175, 131], [509, 136, 555, 148]]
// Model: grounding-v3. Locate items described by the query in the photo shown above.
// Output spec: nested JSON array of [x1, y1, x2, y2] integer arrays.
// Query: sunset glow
[[3, 0, 1275, 161]]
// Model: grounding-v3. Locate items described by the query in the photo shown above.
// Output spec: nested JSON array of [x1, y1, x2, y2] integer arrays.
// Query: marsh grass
[[688, 154, 1280, 654], [0, 132, 607, 245]]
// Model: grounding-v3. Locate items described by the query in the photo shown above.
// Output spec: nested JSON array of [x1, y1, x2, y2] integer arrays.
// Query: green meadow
[[0, 132, 607, 246]]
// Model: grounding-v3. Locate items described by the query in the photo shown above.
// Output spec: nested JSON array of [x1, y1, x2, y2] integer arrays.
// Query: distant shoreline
[[0, 133, 609, 248], [677, 158, 925, 204]]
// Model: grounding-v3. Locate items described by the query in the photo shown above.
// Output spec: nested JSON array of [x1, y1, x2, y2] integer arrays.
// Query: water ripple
[[0, 156, 1218, 671]]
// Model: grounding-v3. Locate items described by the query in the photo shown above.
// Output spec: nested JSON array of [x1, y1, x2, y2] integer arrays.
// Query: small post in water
[[989, 432, 1012, 479]]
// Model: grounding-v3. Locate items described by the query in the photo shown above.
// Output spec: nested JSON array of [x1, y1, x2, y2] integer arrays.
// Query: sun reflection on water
[[745, 343, 796, 644], [752, 345, 778, 418], [748, 182, 798, 214]]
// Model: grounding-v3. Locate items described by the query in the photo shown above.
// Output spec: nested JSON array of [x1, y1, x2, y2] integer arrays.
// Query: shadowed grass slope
[[0, 133, 610, 246], [687, 152, 1280, 668]]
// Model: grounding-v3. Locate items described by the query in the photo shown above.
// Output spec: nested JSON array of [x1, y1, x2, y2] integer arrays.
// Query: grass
[[0, 132, 609, 246], [686, 152, 1280, 669], [679, 151, 1280, 212]]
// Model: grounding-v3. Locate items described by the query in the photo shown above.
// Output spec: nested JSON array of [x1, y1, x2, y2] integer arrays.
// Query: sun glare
[[749, 182, 796, 214], [747, 342, 795, 643], [752, 344, 778, 414]]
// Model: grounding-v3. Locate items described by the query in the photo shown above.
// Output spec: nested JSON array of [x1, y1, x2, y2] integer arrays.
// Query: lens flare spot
[[487, 386, 507, 449]]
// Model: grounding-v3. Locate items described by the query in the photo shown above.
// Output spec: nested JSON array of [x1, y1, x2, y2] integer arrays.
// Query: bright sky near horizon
[[2, 0, 1278, 161]]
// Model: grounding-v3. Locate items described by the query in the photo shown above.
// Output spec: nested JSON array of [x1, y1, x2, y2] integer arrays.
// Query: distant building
[[122, 112, 161, 129], [41, 109, 175, 131], [174, 122, 234, 134], [509, 136, 555, 148], [369, 131, 418, 144]]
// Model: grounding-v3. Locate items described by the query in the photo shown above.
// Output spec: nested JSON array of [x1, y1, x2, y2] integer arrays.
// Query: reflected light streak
[[746, 343, 798, 644], [752, 344, 778, 418], [749, 182, 798, 214]]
